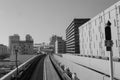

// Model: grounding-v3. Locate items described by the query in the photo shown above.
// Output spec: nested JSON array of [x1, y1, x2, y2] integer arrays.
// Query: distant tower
[[26, 34, 33, 41], [49, 35, 66, 53], [25, 34, 34, 54], [49, 35, 57, 45], [9, 34, 20, 54], [55, 37, 66, 54]]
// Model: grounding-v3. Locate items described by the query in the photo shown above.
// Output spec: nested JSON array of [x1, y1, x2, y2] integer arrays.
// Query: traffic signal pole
[[105, 21, 114, 80], [109, 49, 114, 80]]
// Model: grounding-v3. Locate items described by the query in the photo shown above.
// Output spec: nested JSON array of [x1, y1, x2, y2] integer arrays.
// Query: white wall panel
[[116, 4, 120, 57], [110, 7, 119, 57], [79, 1, 120, 58]]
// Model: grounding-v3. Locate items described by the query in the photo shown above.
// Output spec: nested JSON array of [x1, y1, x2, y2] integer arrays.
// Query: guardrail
[[65, 53, 120, 62], [49, 54, 71, 80], [0, 55, 38, 80]]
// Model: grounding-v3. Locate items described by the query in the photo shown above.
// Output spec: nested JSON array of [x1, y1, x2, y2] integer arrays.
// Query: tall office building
[[49, 35, 66, 53], [9, 34, 20, 54], [49, 35, 57, 46], [66, 18, 90, 54], [49, 35, 58, 53], [55, 37, 66, 54]]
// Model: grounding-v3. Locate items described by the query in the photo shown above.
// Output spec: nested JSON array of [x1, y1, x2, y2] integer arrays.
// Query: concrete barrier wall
[[62, 54, 120, 79]]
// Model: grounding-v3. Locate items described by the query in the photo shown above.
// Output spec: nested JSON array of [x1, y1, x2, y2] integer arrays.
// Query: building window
[[109, 11, 111, 19], [99, 16, 102, 23], [119, 5, 120, 14], [116, 40, 118, 47], [95, 20, 96, 25], [114, 19, 116, 27]]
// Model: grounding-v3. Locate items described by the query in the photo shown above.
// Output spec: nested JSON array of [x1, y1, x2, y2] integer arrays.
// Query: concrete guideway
[[61, 54, 120, 80], [54, 54, 110, 80], [30, 55, 45, 80], [0, 54, 70, 80], [44, 55, 61, 80], [0, 55, 38, 80], [18, 54, 46, 80]]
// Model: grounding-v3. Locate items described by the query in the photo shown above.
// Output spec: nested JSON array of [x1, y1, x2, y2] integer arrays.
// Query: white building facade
[[79, 1, 120, 58]]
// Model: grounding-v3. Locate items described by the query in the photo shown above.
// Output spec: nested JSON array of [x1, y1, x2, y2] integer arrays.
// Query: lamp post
[[15, 49, 18, 80]]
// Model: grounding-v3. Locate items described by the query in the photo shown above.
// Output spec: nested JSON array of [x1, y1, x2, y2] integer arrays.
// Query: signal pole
[[109, 49, 114, 80], [15, 49, 18, 80], [105, 21, 114, 80]]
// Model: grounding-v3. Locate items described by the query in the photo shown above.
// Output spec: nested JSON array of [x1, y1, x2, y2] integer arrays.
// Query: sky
[[0, 0, 119, 46]]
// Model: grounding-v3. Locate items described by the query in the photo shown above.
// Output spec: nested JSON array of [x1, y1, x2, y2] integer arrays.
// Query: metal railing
[[0, 55, 38, 80]]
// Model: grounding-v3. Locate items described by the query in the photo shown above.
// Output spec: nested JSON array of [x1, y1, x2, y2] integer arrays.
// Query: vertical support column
[[109, 49, 114, 80], [15, 49, 18, 80], [104, 21, 114, 80]]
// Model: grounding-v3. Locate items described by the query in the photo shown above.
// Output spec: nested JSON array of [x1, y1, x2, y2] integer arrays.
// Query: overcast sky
[[0, 0, 119, 46]]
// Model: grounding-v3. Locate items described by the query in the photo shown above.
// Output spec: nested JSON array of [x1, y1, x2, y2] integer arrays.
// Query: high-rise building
[[49, 35, 66, 53], [49, 35, 57, 46], [9, 34, 34, 54], [55, 38, 66, 54], [66, 18, 90, 54], [9, 34, 20, 54]]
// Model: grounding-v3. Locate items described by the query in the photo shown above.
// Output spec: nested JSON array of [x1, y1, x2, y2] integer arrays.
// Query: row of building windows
[[66, 19, 90, 54]]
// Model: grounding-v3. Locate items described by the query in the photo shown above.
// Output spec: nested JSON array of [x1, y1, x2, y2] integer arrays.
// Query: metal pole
[[109, 49, 114, 80], [15, 50, 18, 80]]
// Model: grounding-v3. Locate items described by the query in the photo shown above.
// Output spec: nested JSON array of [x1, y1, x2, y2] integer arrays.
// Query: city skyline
[[0, 0, 119, 46]]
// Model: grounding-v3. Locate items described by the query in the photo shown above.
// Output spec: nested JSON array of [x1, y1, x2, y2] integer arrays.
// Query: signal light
[[105, 21, 112, 40]]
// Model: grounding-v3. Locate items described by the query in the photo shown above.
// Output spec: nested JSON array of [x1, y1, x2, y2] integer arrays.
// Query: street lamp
[[15, 48, 19, 80]]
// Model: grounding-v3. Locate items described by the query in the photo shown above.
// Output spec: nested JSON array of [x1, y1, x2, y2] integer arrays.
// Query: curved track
[[18, 54, 46, 80]]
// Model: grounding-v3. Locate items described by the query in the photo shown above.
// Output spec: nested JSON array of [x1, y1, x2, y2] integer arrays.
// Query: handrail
[[0, 55, 38, 80]]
